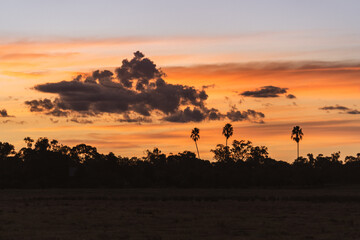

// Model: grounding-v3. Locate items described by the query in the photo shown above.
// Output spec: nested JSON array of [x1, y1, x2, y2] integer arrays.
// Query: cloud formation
[[117, 114, 152, 123], [26, 51, 265, 123], [320, 105, 349, 111], [319, 105, 360, 115], [69, 118, 93, 124], [240, 85, 295, 99], [2, 120, 25, 124], [286, 94, 296, 99], [0, 109, 13, 117], [347, 110, 360, 114], [168, 61, 360, 73], [226, 106, 265, 123], [25, 99, 68, 117]]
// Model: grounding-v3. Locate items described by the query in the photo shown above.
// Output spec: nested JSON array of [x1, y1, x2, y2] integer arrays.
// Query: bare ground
[[1, 188, 360, 240]]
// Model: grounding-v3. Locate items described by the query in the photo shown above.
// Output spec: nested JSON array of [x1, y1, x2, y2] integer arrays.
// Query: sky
[[0, 0, 360, 161]]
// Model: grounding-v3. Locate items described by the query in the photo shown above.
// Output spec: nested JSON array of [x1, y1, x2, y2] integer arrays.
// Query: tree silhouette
[[190, 127, 200, 159], [222, 123, 233, 148], [24, 137, 34, 148], [0, 142, 15, 158], [2, 135, 360, 188], [291, 126, 303, 159]]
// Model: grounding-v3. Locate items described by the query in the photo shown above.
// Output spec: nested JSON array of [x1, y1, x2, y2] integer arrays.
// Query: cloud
[[319, 105, 360, 115], [0, 109, 9, 117], [286, 94, 296, 99], [347, 110, 360, 115], [25, 99, 54, 112], [25, 99, 69, 117], [69, 118, 93, 124], [262, 103, 273, 107], [240, 86, 295, 98], [319, 105, 350, 111], [2, 120, 25, 124], [167, 61, 360, 73], [49, 118, 59, 124], [202, 84, 215, 89], [26, 52, 213, 122], [117, 114, 152, 123], [0, 109, 13, 117], [162, 107, 206, 123], [207, 108, 223, 121], [26, 51, 264, 124], [226, 106, 265, 123]]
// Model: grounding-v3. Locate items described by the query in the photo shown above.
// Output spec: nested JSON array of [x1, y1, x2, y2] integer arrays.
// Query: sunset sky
[[0, 0, 359, 161]]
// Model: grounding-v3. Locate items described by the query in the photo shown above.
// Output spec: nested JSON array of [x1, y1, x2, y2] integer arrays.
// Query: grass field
[[1, 188, 360, 240]]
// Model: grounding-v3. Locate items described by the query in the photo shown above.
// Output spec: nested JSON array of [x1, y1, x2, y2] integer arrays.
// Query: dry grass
[[1, 188, 360, 240]]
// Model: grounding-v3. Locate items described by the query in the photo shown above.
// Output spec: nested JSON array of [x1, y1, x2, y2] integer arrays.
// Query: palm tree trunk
[[195, 141, 200, 159], [297, 141, 299, 159], [225, 138, 229, 162]]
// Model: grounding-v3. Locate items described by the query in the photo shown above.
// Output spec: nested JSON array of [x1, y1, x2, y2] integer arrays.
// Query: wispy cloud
[[319, 105, 360, 115], [240, 86, 292, 98], [320, 105, 350, 111]]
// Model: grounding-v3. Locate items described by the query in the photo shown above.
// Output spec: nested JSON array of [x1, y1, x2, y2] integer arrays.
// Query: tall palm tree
[[222, 123, 233, 147], [291, 126, 304, 159], [190, 127, 200, 159]]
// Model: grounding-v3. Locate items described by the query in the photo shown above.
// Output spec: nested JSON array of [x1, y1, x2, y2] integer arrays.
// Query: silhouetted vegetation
[[190, 127, 200, 159], [291, 126, 303, 159], [222, 123, 233, 148], [0, 136, 360, 188]]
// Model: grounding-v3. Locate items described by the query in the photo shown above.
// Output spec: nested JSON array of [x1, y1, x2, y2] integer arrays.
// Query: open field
[[1, 188, 360, 240]]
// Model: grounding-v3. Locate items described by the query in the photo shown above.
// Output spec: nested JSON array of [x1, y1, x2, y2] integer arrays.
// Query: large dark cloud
[[240, 86, 295, 98], [26, 51, 265, 123], [319, 105, 360, 115], [115, 51, 164, 90]]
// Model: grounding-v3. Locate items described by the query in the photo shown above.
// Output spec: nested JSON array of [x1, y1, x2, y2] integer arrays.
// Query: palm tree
[[291, 126, 304, 159], [222, 123, 233, 147], [190, 127, 200, 159]]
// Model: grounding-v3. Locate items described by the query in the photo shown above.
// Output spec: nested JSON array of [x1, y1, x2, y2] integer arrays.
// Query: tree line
[[0, 124, 359, 188]]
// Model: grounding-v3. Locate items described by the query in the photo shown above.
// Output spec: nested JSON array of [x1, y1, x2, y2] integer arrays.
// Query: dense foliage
[[0, 137, 359, 188]]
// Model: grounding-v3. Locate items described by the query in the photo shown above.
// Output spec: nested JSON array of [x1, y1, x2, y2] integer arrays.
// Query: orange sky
[[0, 38, 359, 161]]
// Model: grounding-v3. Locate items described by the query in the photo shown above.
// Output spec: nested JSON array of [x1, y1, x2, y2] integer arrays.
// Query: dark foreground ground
[[1, 188, 360, 240]]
